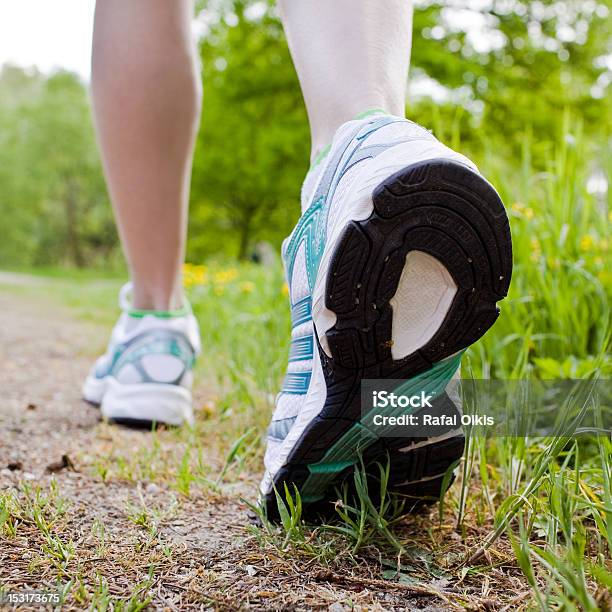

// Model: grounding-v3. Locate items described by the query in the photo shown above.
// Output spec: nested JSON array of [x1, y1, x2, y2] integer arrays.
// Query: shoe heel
[[101, 378, 193, 427]]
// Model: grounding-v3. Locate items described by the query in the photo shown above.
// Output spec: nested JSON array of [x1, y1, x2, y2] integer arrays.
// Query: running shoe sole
[[262, 159, 512, 518], [83, 376, 193, 428]]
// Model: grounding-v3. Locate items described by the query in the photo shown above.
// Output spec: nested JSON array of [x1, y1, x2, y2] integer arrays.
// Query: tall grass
[[5, 123, 608, 607], [181, 125, 610, 606]]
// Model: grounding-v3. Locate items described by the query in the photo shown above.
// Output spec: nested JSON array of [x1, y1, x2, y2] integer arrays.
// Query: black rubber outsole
[[108, 417, 168, 430], [263, 159, 513, 520]]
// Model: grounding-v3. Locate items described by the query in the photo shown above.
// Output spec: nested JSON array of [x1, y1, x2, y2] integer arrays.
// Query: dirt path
[[0, 289, 457, 611]]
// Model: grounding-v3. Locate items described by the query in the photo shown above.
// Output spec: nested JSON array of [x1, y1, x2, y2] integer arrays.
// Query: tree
[[188, 0, 610, 258], [1, 0, 609, 266], [410, 0, 611, 152], [0, 67, 115, 267], [190, 1, 309, 260]]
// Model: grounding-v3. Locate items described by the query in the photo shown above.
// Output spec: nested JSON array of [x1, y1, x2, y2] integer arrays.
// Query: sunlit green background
[[0, 0, 609, 264], [0, 3, 611, 605], [0, 0, 610, 378]]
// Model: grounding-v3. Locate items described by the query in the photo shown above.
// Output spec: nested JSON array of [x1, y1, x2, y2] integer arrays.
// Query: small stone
[[146, 483, 161, 494], [46, 454, 75, 473], [246, 565, 257, 576]]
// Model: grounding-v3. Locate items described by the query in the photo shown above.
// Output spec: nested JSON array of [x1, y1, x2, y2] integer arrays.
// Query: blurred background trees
[[0, 0, 609, 267], [0, 67, 113, 267]]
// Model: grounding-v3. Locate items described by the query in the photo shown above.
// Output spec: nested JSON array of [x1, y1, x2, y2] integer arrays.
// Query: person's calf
[[91, 0, 201, 312]]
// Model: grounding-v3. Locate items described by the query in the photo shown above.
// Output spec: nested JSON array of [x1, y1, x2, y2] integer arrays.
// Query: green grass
[[185, 125, 610, 607], [187, 126, 608, 607], [1, 124, 610, 608]]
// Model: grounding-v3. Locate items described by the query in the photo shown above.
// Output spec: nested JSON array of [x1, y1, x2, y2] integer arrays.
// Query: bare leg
[[91, 0, 201, 310], [279, 0, 413, 161]]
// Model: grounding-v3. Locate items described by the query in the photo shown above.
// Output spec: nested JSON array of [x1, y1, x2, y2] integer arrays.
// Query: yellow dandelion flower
[[524, 207, 535, 220], [580, 235, 595, 252], [281, 282, 289, 296], [214, 269, 239, 284], [192, 268, 208, 285], [183, 262, 209, 287]]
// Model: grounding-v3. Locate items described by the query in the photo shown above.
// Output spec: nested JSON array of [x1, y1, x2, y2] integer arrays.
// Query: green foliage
[[189, 1, 309, 260], [1, 0, 610, 263], [0, 66, 115, 268], [411, 0, 611, 147]]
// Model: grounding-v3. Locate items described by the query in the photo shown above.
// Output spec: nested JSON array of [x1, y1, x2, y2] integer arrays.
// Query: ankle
[[308, 106, 405, 164], [131, 282, 185, 313]]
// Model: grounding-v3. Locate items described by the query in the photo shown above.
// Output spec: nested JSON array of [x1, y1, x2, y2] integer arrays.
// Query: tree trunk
[[64, 177, 85, 267], [237, 215, 251, 261]]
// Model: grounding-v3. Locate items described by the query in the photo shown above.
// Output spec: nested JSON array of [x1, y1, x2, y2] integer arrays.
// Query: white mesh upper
[[289, 242, 310, 304], [271, 392, 302, 422]]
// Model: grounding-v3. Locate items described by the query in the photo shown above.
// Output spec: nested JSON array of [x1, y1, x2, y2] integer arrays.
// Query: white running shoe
[[261, 112, 512, 516], [82, 283, 201, 426]]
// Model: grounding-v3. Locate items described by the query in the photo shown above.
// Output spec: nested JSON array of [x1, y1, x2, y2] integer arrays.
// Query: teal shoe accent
[[284, 116, 400, 298], [282, 371, 312, 395], [267, 416, 297, 442], [96, 329, 195, 386], [299, 353, 463, 499], [290, 296, 312, 328], [306, 110, 389, 174], [288, 336, 314, 362]]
